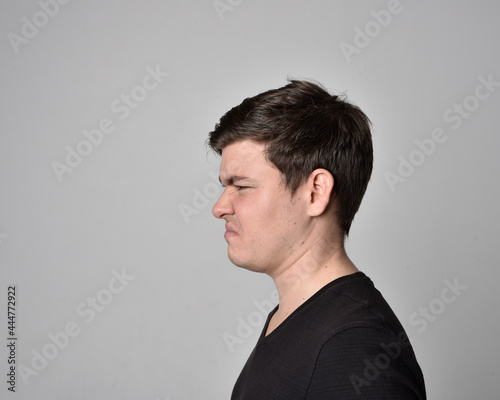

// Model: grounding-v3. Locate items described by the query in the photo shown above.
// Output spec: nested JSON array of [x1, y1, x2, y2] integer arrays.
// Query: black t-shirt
[[231, 272, 426, 399]]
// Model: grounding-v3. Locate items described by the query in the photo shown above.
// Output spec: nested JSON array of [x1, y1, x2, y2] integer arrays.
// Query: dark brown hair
[[207, 79, 373, 236]]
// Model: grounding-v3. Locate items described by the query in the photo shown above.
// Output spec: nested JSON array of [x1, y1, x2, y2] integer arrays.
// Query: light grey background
[[1, 0, 498, 399]]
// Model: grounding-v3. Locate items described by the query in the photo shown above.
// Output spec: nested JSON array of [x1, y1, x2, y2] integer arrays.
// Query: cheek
[[256, 197, 296, 236], [236, 196, 277, 235], [236, 188, 297, 236]]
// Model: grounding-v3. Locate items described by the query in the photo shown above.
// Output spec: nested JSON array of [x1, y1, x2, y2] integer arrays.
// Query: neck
[[265, 239, 358, 335]]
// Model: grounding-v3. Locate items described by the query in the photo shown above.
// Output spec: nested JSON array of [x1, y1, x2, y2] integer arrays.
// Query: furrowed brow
[[219, 175, 253, 186]]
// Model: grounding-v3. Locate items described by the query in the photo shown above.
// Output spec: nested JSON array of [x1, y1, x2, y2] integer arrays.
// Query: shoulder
[[305, 325, 426, 399], [303, 272, 405, 336], [300, 273, 426, 399]]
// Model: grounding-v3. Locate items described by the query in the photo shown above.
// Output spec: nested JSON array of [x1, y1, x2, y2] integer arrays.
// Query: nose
[[212, 188, 233, 219]]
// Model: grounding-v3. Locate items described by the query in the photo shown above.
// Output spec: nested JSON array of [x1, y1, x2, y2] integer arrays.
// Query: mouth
[[224, 224, 238, 239]]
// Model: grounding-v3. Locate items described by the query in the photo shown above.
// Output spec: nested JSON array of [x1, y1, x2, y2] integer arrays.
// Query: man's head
[[208, 79, 373, 238]]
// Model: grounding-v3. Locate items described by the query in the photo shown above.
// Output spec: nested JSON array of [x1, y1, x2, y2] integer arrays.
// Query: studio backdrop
[[0, 1, 498, 399]]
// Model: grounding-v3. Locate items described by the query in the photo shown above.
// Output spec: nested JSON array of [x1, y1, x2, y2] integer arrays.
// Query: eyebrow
[[219, 175, 254, 186]]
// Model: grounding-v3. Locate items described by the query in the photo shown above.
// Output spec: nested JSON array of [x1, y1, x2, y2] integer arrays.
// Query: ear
[[306, 168, 334, 217]]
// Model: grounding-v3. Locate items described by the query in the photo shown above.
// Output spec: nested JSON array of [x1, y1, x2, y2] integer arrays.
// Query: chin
[[228, 252, 249, 269], [228, 252, 268, 274]]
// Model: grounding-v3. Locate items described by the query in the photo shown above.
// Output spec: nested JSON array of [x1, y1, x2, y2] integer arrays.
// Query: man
[[208, 79, 426, 399]]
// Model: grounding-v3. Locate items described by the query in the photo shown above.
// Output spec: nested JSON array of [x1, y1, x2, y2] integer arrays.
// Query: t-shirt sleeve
[[305, 326, 426, 400]]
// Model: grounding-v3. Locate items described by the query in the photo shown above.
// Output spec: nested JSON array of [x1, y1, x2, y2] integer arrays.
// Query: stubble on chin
[[227, 249, 268, 274]]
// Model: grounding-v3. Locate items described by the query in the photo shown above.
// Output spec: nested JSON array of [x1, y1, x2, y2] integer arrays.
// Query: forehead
[[219, 140, 276, 181]]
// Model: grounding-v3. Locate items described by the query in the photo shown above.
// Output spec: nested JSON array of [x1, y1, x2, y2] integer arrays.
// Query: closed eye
[[218, 184, 248, 191]]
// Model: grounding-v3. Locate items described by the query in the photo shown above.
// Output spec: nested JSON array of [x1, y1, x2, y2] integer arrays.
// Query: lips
[[224, 224, 238, 239], [225, 223, 236, 232]]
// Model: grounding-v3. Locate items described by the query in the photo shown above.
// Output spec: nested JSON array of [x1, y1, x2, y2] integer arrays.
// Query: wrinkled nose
[[212, 188, 233, 219]]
